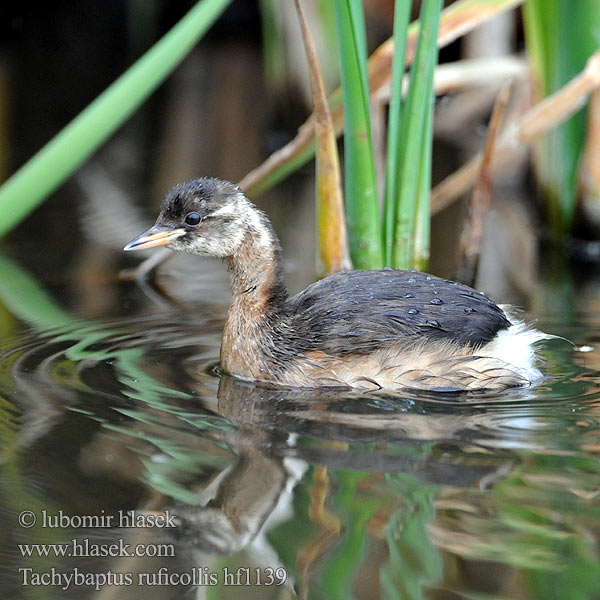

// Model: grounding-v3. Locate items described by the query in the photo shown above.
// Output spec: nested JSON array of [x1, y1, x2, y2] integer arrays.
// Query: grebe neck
[[221, 203, 287, 379], [225, 202, 288, 313]]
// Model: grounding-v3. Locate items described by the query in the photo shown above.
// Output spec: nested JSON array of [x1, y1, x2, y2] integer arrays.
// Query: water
[[6, 4, 600, 596], [1, 244, 600, 600]]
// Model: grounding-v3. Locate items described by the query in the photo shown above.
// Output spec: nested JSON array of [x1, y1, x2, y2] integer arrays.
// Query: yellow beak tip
[[123, 227, 186, 252]]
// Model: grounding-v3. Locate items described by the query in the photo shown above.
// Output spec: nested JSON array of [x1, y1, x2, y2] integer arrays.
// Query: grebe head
[[124, 178, 252, 257]]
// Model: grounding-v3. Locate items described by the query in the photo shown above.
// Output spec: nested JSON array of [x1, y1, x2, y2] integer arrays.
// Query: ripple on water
[[0, 314, 599, 447], [2, 310, 600, 600]]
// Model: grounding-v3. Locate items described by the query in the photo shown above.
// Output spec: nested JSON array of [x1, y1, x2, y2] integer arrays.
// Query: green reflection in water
[[0, 251, 218, 501], [496, 454, 600, 599], [320, 470, 380, 599], [381, 474, 442, 600]]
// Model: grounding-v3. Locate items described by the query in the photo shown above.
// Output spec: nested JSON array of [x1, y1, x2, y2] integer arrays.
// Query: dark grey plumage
[[161, 178, 238, 220], [277, 269, 511, 357]]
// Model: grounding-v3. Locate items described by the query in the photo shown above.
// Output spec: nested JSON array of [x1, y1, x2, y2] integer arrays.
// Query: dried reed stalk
[[457, 81, 512, 284], [432, 51, 600, 215]]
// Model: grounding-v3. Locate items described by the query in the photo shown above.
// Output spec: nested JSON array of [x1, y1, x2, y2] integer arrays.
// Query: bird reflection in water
[[138, 374, 521, 599]]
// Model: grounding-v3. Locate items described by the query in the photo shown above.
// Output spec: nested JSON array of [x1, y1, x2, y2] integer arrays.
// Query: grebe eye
[[184, 212, 201, 226]]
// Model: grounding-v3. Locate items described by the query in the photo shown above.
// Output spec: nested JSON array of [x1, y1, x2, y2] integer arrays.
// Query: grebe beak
[[123, 225, 186, 251]]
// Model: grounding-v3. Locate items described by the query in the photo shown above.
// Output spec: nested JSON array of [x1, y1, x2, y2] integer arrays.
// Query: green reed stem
[[391, 0, 441, 269], [334, 0, 383, 269], [413, 89, 434, 271], [523, 0, 600, 234], [383, 0, 412, 267]]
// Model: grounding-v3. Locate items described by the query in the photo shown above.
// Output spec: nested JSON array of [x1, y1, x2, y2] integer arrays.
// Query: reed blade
[[413, 88, 435, 272], [334, 0, 382, 269], [241, 0, 524, 198], [391, 0, 442, 269], [383, 0, 412, 266], [523, 0, 600, 234], [0, 0, 232, 237]]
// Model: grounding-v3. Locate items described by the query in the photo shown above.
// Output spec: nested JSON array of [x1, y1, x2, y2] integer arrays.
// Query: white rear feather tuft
[[482, 321, 549, 383]]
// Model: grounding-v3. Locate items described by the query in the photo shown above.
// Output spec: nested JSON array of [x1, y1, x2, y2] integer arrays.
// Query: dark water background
[[2, 2, 600, 599]]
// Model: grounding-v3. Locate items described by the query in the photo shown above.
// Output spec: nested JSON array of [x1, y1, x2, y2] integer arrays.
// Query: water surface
[[1, 246, 600, 600]]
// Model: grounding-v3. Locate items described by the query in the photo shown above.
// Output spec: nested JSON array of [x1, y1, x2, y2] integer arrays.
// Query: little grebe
[[124, 178, 545, 391]]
